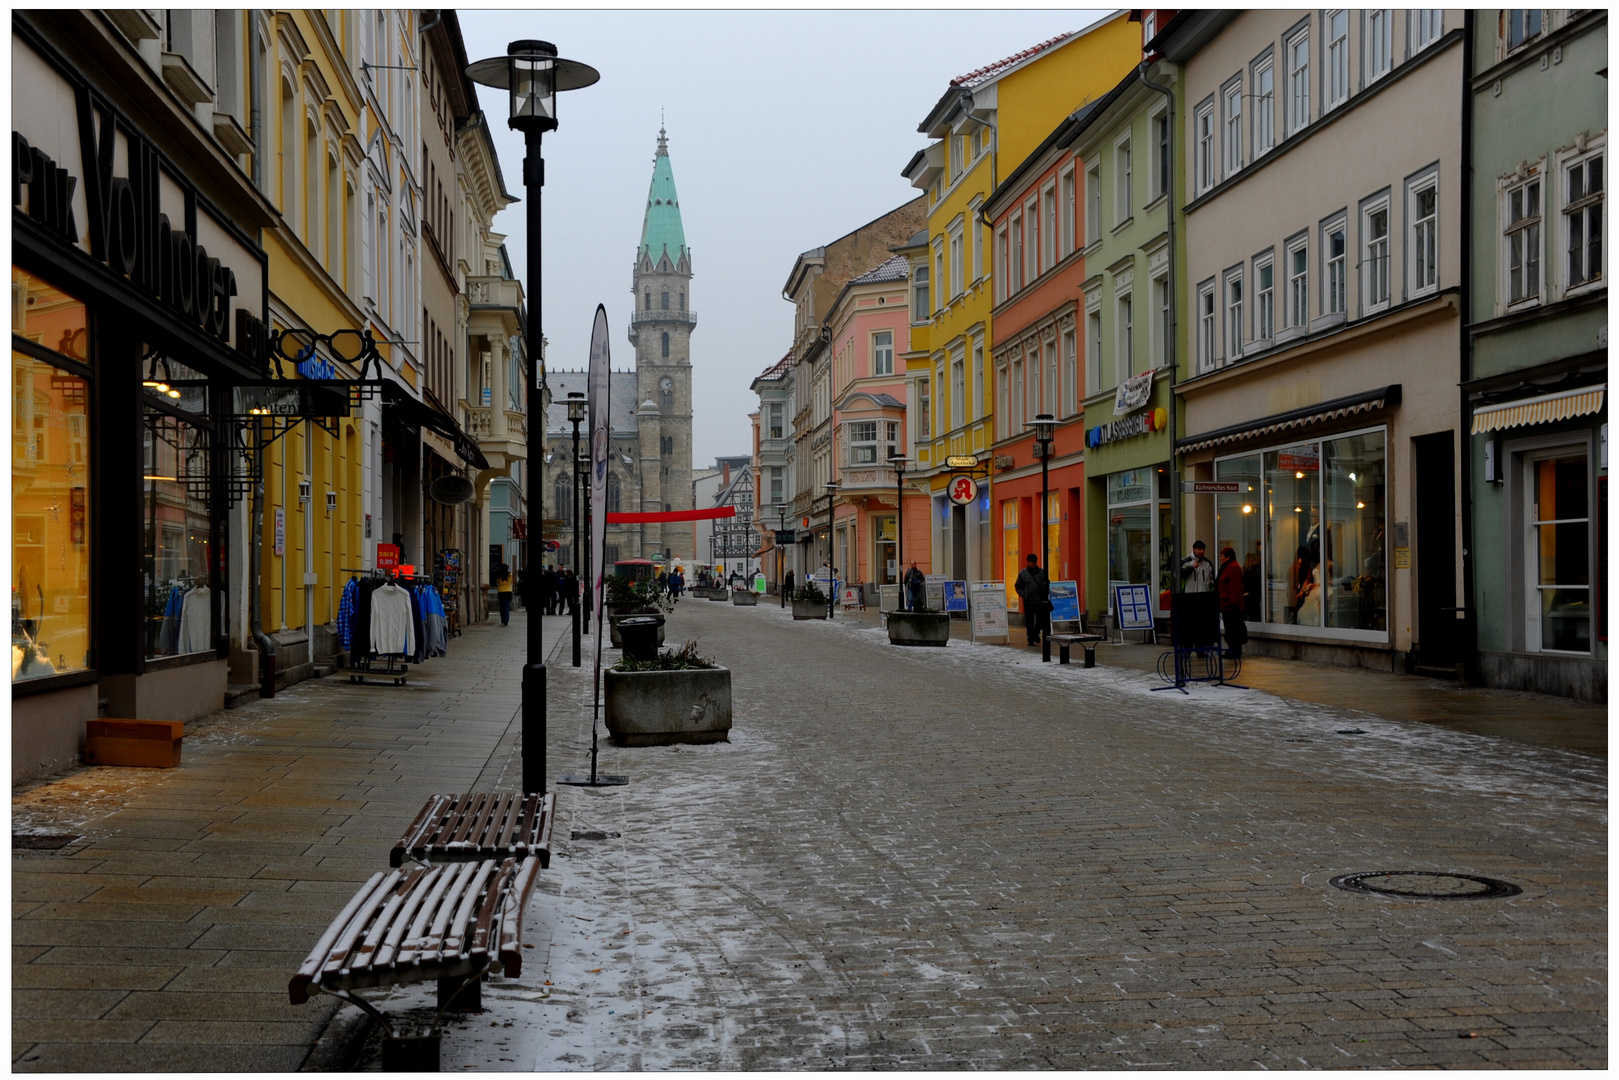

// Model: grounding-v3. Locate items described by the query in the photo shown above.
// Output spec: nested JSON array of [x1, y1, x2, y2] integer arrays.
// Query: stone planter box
[[706, 587, 729, 601], [608, 613, 667, 648], [887, 610, 950, 647], [731, 590, 758, 606], [792, 597, 828, 620], [604, 666, 732, 747]]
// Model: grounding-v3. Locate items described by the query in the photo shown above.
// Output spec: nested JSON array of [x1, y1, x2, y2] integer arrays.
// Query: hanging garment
[[177, 585, 212, 654], [410, 585, 427, 663], [157, 585, 185, 655], [421, 586, 446, 658], [336, 578, 358, 651], [369, 583, 415, 656]]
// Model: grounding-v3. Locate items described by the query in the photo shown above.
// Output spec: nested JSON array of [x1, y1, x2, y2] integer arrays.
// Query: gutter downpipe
[[1458, 12, 1478, 682], [248, 436, 275, 695], [1138, 60, 1179, 639], [248, 17, 263, 189]]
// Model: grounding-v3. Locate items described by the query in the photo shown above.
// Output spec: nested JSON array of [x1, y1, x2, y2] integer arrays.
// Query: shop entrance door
[[951, 504, 968, 580], [1413, 432, 1457, 669]]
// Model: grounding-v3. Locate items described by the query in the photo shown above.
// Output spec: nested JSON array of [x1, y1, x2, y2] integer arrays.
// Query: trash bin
[[617, 616, 664, 663]]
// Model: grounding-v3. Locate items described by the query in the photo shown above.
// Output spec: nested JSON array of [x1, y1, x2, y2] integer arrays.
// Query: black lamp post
[[566, 391, 585, 667], [776, 503, 787, 607], [1031, 413, 1057, 663], [467, 40, 598, 796], [824, 480, 838, 619], [891, 455, 907, 610]]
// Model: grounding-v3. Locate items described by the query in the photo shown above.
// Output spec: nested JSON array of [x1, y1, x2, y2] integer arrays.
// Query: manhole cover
[[570, 830, 620, 842], [1330, 871, 1522, 900], [13, 833, 79, 850]]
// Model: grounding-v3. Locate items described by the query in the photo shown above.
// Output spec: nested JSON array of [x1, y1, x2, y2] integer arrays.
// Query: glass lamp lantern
[[467, 40, 599, 135], [1031, 412, 1057, 446], [566, 391, 586, 424]]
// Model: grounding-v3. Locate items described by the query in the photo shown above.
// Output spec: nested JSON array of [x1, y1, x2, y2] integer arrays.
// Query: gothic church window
[[554, 474, 571, 525], [607, 473, 621, 512], [661, 332, 670, 358], [645, 291, 651, 310], [661, 290, 669, 310]]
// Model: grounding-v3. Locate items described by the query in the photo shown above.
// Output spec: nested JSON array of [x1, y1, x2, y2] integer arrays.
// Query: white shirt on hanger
[[177, 585, 211, 654], [370, 583, 415, 656]]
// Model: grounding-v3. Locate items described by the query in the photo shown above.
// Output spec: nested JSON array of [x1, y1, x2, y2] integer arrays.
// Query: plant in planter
[[605, 575, 673, 614], [887, 594, 950, 647], [791, 581, 828, 621], [604, 641, 732, 746]]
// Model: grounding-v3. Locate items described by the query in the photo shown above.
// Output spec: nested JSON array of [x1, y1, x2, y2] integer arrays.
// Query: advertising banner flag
[[587, 305, 611, 673]]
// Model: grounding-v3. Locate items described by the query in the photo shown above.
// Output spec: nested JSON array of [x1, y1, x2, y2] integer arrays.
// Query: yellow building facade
[[902, 14, 1139, 583]]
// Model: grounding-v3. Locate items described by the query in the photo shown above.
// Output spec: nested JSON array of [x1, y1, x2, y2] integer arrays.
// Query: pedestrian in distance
[[903, 561, 926, 613], [1180, 539, 1215, 593], [784, 568, 795, 598], [494, 563, 513, 626], [1014, 553, 1051, 646], [537, 566, 557, 617], [1217, 546, 1247, 660], [561, 569, 579, 616]]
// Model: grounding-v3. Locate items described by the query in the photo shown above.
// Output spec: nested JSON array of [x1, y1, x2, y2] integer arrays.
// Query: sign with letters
[[1049, 580, 1080, 623], [1113, 583, 1155, 630], [943, 581, 969, 613], [969, 581, 1008, 642], [947, 475, 978, 505]]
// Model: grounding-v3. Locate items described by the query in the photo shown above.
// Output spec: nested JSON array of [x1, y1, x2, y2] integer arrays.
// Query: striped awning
[[1177, 386, 1399, 455], [1470, 385, 1605, 435]]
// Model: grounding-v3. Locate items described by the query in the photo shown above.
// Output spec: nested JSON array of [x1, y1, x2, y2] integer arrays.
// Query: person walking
[[1217, 546, 1248, 659], [1180, 539, 1215, 593], [784, 568, 795, 598], [903, 561, 926, 613], [561, 569, 579, 617], [494, 563, 513, 626], [537, 566, 557, 617], [1014, 553, 1051, 647]]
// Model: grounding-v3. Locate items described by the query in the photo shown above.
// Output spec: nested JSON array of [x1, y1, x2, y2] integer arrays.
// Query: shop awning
[[1176, 385, 1401, 454], [1470, 385, 1605, 435], [381, 382, 490, 469]]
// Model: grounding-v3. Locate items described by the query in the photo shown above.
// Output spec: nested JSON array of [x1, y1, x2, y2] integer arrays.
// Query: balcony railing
[[466, 406, 527, 443], [629, 308, 698, 327]]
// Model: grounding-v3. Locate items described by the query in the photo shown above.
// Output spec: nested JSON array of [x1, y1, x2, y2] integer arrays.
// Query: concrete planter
[[706, 588, 729, 601], [792, 598, 828, 620], [604, 666, 732, 746], [731, 590, 758, 606], [608, 613, 667, 648], [887, 610, 950, 647]]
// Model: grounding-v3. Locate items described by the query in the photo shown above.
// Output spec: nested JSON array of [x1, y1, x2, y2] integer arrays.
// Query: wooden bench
[[1049, 633, 1105, 668], [289, 856, 541, 1069], [390, 792, 553, 869]]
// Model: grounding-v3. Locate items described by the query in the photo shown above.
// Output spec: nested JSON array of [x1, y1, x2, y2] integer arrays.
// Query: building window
[[1409, 175, 1440, 297], [872, 330, 894, 376], [1086, 305, 1103, 394], [1116, 293, 1133, 384], [554, 473, 572, 526], [933, 238, 946, 311], [949, 225, 965, 299], [1085, 164, 1101, 245], [1527, 449, 1592, 653], [951, 353, 966, 429], [973, 211, 984, 283], [1252, 54, 1276, 158], [1025, 350, 1040, 425], [972, 339, 985, 421], [644, 290, 651, 310], [1060, 166, 1076, 256], [1366, 9, 1392, 82], [848, 420, 879, 464], [1042, 184, 1058, 271], [1223, 81, 1242, 178], [768, 402, 784, 440], [1195, 100, 1215, 194], [1009, 215, 1023, 295], [1324, 218, 1348, 316], [1153, 273, 1171, 369], [1009, 357, 1023, 433], [1154, 111, 1171, 199], [1254, 255, 1275, 343], [1025, 199, 1040, 282], [661, 289, 669, 310], [1564, 149, 1604, 291], [1506, 175, 1542, 305], [1114, 138, 1132, 225], [919, 376, 930, 443], [994, 225, 1009, 302], [912, 265, 929, 322], [770, 466, 783, 506], [949, 130, 963, 179], [661, 331, 670, 358], [1042, 339, 1057, 417], [1287, 237, 1309, 328], [1505, 9, 1542, 52], [1286, 25, 1310, 135], [1362, 201, 1390, 311], [996, 364, 1009, 434], [1225, 269, 1244, 360], [1326, 10, 1350, 110], [1197, 281, 1217, 370], [1413, 9, 1443, 51], [1062, 329, 1077, 415]]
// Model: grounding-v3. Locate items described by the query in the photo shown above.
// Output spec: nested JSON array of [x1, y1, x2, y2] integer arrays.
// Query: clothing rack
[[336, 570, 447, 686]]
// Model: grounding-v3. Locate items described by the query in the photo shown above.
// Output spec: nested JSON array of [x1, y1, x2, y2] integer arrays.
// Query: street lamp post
[[566, 392, 585, 667], [467, 40, 598, 796], [891, 455, 907, 610], [776, 503, 787, 607], [824, 480, 838, 620], [1031, 413, 1057, 663]]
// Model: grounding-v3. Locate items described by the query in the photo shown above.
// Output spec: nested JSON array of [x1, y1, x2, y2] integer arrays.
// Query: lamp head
[[467, 40, 599, 135], [1031, 412, 1057, 444], [890, 453, 907, 475], [565, 390, 586, 422]]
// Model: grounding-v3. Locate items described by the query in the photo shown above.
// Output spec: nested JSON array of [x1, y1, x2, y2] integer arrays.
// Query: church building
[[545, 128, 696, 567]]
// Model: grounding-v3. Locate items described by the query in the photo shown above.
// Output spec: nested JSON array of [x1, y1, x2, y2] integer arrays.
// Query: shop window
[[143, 387, 214, 660], [1529, 451, 1591, 652], [1002, 500, 1021, 610]]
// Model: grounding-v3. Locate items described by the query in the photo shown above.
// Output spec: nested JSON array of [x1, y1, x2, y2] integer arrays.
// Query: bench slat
[[392, 792, 554, 867], [290, 871, 389, 1005]]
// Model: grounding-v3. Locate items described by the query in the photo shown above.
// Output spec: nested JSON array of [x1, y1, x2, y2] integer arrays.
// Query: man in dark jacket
[[1217, 546, 1247, 659], [903, 561, 926, 612], [1014, 553, 1051, 646]]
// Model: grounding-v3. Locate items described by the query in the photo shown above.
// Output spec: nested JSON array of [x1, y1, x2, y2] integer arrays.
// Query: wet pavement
[[11, 599, 1607, 1070]]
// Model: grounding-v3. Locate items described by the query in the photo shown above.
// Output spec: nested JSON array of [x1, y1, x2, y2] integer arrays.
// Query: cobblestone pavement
[[13, 600, 1607, 1071]]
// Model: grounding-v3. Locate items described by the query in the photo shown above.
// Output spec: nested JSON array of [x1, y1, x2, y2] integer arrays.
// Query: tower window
[[644, 290, 651, 310], [661, 290, 669, 310], [661, 332, 670, 358]]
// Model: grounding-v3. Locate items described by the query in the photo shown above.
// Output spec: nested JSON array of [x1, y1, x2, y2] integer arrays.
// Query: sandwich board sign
[[1113, 583, 1155, 632], [1049, 580, 1080, 623], [969, 581, 1008, 642]]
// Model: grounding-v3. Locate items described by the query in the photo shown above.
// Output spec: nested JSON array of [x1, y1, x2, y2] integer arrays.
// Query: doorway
[[1413, 431, 1457, 668]]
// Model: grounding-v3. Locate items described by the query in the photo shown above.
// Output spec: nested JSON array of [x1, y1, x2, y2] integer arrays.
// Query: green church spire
[[638, 126, 687, 267]]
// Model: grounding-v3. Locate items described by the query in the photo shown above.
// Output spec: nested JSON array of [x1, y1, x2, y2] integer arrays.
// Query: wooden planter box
[[887, 610, 950, 647], [84, 719, 184, 768], [792, 598, 828, 620], [731, 590, 758, 606], [604, 666, 732, 746]]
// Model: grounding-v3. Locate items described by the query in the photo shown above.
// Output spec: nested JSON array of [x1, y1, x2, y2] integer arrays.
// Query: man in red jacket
[[1217, 546, 1247, 660]]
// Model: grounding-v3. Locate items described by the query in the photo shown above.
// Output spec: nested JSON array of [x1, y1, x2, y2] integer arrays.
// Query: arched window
[[554, 473, 571, 526], [661, 290, 669, 310], [661, 332, 670, 358], [607, 473, 621, 513], [644, 290, 651, 310], [679, 290, 685, 310]]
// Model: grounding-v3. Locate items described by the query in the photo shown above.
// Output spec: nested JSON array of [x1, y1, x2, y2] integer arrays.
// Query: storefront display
[[142, 370, 215, 660], [1105, 467, 1171, 614], [1214, 427, 1387, 638]]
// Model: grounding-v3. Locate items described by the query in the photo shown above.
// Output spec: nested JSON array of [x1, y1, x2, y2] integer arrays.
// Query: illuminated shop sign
[[1088, 407, 1168, 448]]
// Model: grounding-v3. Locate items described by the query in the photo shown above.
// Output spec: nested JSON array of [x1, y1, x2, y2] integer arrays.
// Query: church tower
[[630, 126, 695, 561]]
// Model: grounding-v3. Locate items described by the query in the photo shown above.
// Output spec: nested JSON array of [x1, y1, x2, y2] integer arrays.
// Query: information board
[[969, 581, 1008, 641], [1113, 583, 1155, 630], [943, 581, 969, 613], [879, 584, 901, 613], [1049, 580, 1080, 623]]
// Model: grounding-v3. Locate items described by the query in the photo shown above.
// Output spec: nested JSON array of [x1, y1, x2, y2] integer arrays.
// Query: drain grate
[[1330, 871, 1522, 900], [13, 833, 79, 851], [570, 830, 621, 842]]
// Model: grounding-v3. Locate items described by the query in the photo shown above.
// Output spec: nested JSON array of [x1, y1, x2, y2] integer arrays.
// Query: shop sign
[[510, 518, 528, 540], [774, 529, 797, 544], [1278, 446, 1319, 472], [1114, 370, 1153, 415], [1088, 407, 1168, 448], [376, 543, 399, 569], [945, 455, 979, 469], [273, 508, 285, 557], [947, 475, 978, 505], [1184, 481, 1241, 493]]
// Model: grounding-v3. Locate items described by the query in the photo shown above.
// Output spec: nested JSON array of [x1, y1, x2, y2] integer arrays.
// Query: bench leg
[[1083, 646, 1097, 669], [1058, 644, 1071, 665], [438, 974, 481, 1012]]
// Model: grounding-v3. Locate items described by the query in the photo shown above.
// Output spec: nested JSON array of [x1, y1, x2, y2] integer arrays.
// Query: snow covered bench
[[1048, 633, 1105, 668], [390, 792, 554, 869]]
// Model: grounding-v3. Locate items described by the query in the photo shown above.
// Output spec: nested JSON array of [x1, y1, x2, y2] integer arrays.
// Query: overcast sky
[[458, 8, 1112, 466]]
